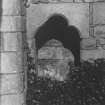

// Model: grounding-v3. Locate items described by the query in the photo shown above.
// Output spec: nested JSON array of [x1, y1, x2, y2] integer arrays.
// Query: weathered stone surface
[[38, 43, 74, 81], [60, 0, 73, 2], [75, 0, 86, 2], [31, 0, 73, 3], [31, 0, 104, 3], [45, 39, 63, 46], [1, 32, 22, 51], [94, 26, 105, 38], [81, 48, 105, 61], [96, 38, 105, 49], [1, 52, 23, 73], [38, 59, 70, 81], [27, 39, 36, 58], [2, 0, 25, 15], [0, 16, 25, 32], [81, 38, 97, 50], [31, 0, 47, 4], [102, 45, 105, 50], [38, 47, 74, 61], [93, 3, 105, 24], [0, 0, 25, 105], [0, 33, 2, 51], [27, 3, 89, 39], [97, 38, 105, 45], [0, 93, 25, 105], [0, 73, 24, 94], [94, 0, 105, 1], [75, 0, 105, 2]]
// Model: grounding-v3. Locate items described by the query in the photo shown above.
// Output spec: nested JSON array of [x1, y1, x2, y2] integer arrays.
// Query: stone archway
[[35, 14, 81, 66], [26, 13, 81, 105]]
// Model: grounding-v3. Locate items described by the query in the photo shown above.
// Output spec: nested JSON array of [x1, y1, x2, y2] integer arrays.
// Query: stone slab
[[93, 3, 105, 24], [58, 0, 73, 2], [31, 0, 73, 3], [38, 47, 74, 61], [97, 38, 105, 45], [45, 39, 63, 46], [2, 0, 25, 15], [27, 3, 89, 39], [81, 38, 97, 50], [0, 73, 24, 95], [96, 38, 105, 49], [38, 59, 70, 81], [102, 45, 105, 49], [0, 33, 2, 51], [31, 0, 105, 3], [0, 16, 25, 32], [1, 32, 22, 51], [1, 52, 23, 73], [93, 0, 105, 1], [75, 0, 105, 2], [81, 48, 105, 61], [0, 93, 25, 105], [94, 26, 105, 38]]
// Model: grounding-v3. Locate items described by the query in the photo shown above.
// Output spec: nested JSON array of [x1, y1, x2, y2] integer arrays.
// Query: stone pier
[[0, 0, 26, 105]]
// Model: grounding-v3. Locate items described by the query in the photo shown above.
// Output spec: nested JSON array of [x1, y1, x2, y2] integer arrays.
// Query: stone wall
[[0, 0, 26, 105], [27, 0, 105, 61], [26, 0, 105, 104]]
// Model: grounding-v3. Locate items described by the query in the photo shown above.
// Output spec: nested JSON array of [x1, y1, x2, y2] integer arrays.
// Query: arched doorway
[[35, 14, 81, 67], [27, 14, 81, 105]]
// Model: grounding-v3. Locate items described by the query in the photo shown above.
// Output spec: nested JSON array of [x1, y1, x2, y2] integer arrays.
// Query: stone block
[[2, 0, 25, 15], [1, 52, 23, 73], [95, 0, 105, 1], [60, 0, 73, 2], [0, 16, 25, 32], [31, 0, 48, 3], [0, 93, 25, 105], [0, 73, 24, 94], [102, 45, 105, 50], [31, 0, 105, 3], [1, 32, 22, 51], [27, 3, 89, 39], [31, 0, 73, 3], [97, 38, 105, 45], [0, 33, 2, 51], [75, 0, 105, 2], [81, 38, 97, 50], [94, 26, 105, 38], [45, 39, 63, 46], [94, 0, 105, 1], [75, 0, 86, 2], [38, 59, 70, 81], [81, 48, 105, 61], [93, 3, 105, 24], [96, 38, 105, 49], [38, 47, 74, 61]]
